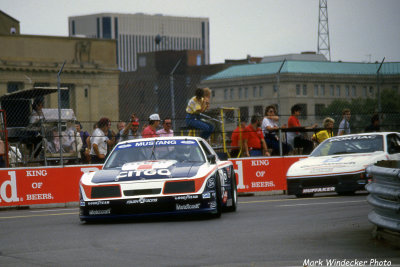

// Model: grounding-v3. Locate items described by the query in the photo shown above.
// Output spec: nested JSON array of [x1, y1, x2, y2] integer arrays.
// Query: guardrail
[[366, 160, 400, 245]]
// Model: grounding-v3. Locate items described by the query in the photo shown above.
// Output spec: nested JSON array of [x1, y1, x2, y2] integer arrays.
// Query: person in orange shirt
[[230, 120, 247, 158], [243, 115, 270, 157]]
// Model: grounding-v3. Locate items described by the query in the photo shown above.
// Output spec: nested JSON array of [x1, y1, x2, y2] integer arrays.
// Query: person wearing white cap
[[142, 113, 160, 138]]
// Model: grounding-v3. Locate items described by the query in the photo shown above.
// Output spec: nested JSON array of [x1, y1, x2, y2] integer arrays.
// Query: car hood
[[91, 160, 204, 183], [286, 152, 387, 178]]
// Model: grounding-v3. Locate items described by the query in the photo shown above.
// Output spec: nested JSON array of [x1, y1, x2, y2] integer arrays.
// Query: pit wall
[[0, 156, 305, 208]]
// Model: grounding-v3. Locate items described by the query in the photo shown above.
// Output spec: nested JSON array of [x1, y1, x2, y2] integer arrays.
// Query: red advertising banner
[[0, 157, 305, 207], [230, 156, 305, 193], [0, 165, 102, 207]]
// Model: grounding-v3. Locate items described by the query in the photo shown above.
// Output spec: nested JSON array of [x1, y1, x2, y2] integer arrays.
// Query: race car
[[286, 132, 400, 197], [79, 137, 237, 221]]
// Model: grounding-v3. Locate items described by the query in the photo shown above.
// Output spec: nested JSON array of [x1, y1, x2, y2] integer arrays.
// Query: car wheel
[[295, 193, 314, 198], [211, 173, 222, 218], [226, 167, 237, 212]]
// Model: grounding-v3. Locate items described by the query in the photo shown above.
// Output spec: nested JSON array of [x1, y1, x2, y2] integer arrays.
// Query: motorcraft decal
[[176, 203, 201, 210]]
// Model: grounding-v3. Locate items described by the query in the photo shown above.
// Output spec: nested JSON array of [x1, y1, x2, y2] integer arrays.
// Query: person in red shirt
[[243, 115, 270, 157], [287, 104, 317, 154], [230, 120, 247, 157], [142, 113, 160, 138]]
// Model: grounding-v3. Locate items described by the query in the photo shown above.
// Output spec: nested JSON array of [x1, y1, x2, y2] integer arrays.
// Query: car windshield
[[310, 135, 384, 157], [103, 139, 206, 169]]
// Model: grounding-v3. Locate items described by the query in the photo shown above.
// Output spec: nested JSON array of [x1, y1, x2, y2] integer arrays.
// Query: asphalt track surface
[[0, 193, 399, 267]]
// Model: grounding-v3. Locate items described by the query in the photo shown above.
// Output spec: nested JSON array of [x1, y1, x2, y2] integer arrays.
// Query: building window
[[238, 88, 242, 99], [320, 85, 325, 96], [96, 18, 100, 38], [60, 84, 74, 109], [196, 54, 202, 65], [102, 17, 111, 39], [314, 84, 319, 96], [315, 104, 325, 119], [345, 85, 350, 97], [330, 85, 334, 96], [273, 84, 278, 94], [362, 86, 367, 97], [254, 105, 263, 116], [336, 85, 341, 97], [138, 56, 146, 67], [7, 82, 23, 93], [71, 20, 75, 35], [230, 88, 234, 99], [351, 86, 356, 97], [224, 89, 228, 100], [244, 87, 248, 99], [240, 106, 249, 123], [253, 87, 257, 98], [302, 84, 307, 95], [369, 86, 374, 95], [296, 84, 301, 96], [259, 86, 263, 97], [297, 103, 307, 119], [212, 90, 215, 98], [225, 110, 234, 122]]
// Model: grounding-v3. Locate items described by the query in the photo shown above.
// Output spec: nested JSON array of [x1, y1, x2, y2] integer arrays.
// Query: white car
[[286, 132, 400, 197], [79, 137, 237, 221]]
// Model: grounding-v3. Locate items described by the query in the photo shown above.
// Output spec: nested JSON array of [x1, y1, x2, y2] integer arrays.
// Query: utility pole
[[318, 0, 331, 61]]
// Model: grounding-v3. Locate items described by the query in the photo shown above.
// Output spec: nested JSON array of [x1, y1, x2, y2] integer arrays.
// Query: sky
[[1, 0, 399, 64]]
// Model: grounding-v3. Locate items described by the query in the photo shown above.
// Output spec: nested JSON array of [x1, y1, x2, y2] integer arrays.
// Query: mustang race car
[[287, 132, 400, 197], [79, 137, 237, 221]]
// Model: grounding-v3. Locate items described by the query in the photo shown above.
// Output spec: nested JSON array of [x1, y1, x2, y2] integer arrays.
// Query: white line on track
[[278, 200, 367, 207], [29, 208, 79, 213]]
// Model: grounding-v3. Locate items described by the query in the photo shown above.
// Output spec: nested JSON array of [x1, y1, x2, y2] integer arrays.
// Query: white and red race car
[[79, 137, 237, 221], [286, 132, 400, 197]]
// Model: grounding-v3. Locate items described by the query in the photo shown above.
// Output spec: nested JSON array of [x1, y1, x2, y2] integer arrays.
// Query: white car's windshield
[[310, 135, 384, 157], [104, 139, 206, 169]]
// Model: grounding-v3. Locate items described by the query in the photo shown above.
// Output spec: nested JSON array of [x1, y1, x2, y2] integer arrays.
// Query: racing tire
[[225, 167, 237, 212], [211, 173, 222, 218]]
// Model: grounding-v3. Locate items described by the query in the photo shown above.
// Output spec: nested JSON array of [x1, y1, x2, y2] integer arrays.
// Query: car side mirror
[[207, 154, 216, 164]]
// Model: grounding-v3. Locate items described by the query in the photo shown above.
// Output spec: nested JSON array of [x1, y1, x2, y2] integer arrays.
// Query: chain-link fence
[[1, 73, 400, 166]]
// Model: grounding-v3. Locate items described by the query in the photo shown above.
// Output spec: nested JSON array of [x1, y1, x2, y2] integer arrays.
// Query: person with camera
[[119, 113, 141, 142]]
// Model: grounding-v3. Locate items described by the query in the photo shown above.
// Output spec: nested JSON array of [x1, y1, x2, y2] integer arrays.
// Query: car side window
[[387, 134, 400, 154]]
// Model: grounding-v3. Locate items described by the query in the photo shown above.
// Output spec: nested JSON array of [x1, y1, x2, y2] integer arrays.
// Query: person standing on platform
[[142, 114, 160, 138], [156, 117, 174, 137], [337, 108, 351, 136]]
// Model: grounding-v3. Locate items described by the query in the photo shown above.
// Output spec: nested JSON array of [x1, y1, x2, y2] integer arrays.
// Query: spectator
[[142, 114, 160, 138], [120, 118, 141, 141], [106, 120, 116, 154], [312, 117, 335, 144], [29, 97, 44, 124], [157, 117, 174, 137], [90, 117, 111, 164], [287, 104, 317, 155], [0, 138, 5, 167], [262, 105, 292, 155], [230, 120, 247, 158], [243, 114, 270, 157], [337, 108, 351, 135], [75, 121, 90, 163], [365, 113, 381, 132], [115, 121, 126, 143], [185, 88, 214, 140]]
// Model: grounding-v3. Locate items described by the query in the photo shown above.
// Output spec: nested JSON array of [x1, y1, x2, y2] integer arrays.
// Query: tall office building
[[68, 13, 210, 71]]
